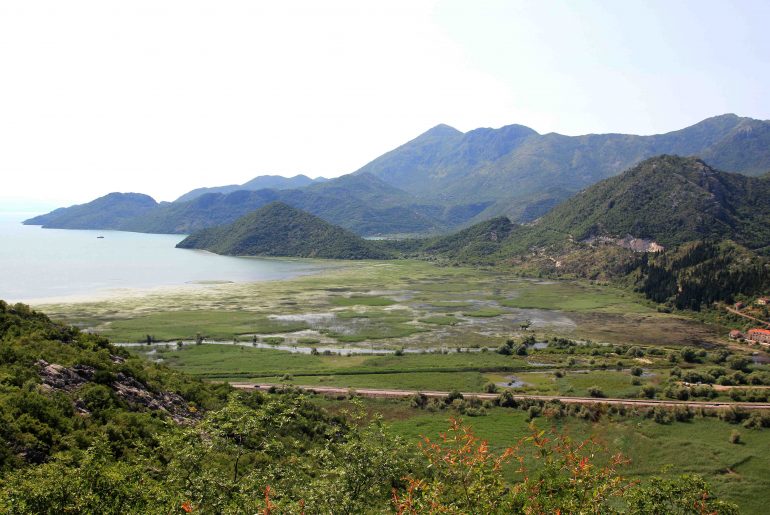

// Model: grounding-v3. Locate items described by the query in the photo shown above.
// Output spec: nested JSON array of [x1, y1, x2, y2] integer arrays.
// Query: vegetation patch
[[500, 282, 652, 314], [463, 308, 505, 317], [330, 295, 397, 307], [419, 315, 459, 326], [104, 311, 309, 342]]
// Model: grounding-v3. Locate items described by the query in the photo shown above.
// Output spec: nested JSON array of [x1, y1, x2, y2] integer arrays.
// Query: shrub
[[445, 390, 464, 404], [410, 392, 428, 409], [587, 386, 605, 398], [729, 430, 742, 444]]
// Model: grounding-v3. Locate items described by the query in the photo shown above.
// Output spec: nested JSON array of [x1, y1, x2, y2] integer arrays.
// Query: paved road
[[230, 382, 770, 410]]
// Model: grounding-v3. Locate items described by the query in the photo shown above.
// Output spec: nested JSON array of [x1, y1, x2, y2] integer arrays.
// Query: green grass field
[[498, 281, 654, 314], [136, 344, 532, 381], [285, 371, 490, 391]]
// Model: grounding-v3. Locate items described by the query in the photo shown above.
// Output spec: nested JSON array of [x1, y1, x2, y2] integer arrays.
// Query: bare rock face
[[37, 360, 93, 391], [36, 360, 200, 424], [111, 372, 197, 424]]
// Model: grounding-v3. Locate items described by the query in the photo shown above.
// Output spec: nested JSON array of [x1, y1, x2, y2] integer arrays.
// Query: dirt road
[[724, 306, 770, 327], [231, 382, 770, 410]]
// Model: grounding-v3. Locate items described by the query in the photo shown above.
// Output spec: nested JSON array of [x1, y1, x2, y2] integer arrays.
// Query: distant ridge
[[174, 174, 327, 203], [176, 202, 392, 259], [23, 193, 158, 230]]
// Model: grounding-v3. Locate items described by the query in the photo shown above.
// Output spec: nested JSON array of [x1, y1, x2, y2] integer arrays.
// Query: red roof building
[[729, 330, 744, 339], [747, 328, 770, 345]]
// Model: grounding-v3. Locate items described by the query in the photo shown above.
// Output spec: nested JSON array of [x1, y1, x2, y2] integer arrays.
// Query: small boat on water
[[97, 236, 104, 239]]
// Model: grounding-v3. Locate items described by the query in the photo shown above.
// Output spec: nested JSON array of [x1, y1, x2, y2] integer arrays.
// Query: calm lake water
[[0, 213, 327, 303]]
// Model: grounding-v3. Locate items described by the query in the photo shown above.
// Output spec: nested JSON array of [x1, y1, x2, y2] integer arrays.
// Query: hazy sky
[[1, 0, 768, 206]]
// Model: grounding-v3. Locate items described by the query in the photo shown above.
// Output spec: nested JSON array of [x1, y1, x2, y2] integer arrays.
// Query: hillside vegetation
[[24, 193, 158, 230], [176, 202, 393, 259], [532, 155, 770, 250]]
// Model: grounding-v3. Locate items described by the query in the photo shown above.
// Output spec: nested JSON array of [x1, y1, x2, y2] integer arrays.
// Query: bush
[[497, 390, 517, 408], [652, 407, 671, 424], [729, 430, 742, 444], [640, 385, 657, 399], [445, 390, 464, 405], [410, 392, 428, 409], [484, 382, 498, 394], [587, 386, 605, 398]]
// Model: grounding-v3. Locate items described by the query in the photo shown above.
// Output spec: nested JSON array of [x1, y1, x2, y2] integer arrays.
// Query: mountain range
[[354, 113, 770, 223], [25, 113, 770, 237], [26, 174, 467, 236]]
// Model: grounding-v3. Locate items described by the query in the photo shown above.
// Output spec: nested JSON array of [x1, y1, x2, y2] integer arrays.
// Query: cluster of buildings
[[731, 328, 770, 345], [728, 296, 770, 345]]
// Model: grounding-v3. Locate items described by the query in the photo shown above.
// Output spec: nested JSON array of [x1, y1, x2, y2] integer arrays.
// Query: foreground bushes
[[0, 400, 738, 514]]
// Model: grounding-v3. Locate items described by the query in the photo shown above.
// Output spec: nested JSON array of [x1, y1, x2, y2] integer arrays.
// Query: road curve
[[230, 382, 770, 411]]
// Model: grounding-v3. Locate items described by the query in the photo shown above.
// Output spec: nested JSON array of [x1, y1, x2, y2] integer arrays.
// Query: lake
[[0, 213, 328, 303]]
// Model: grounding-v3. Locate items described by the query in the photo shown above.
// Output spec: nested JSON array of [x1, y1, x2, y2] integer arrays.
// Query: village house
[[757, 297, 770, 306], [734, 301, 746, 310], [729, 330, 744, 340], [747, 328, 770, 345]]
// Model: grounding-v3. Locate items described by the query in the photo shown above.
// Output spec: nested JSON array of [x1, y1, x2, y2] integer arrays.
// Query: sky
[[1, 0, 769, 207]]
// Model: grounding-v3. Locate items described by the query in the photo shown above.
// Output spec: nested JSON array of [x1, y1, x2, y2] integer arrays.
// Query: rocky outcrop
[[37, 360, 92, 391], [36, 359, 200, 423], [583, 234, 664, 253]]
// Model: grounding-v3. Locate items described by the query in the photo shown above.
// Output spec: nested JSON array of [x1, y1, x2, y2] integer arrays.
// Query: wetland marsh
[[36, 259, 758, 398]]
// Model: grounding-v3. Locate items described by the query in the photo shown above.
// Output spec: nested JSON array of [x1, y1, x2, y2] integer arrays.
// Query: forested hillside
[[176, 202, 393, 259], [530, 155, 770, 250], [23, 193, 158, 230]]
